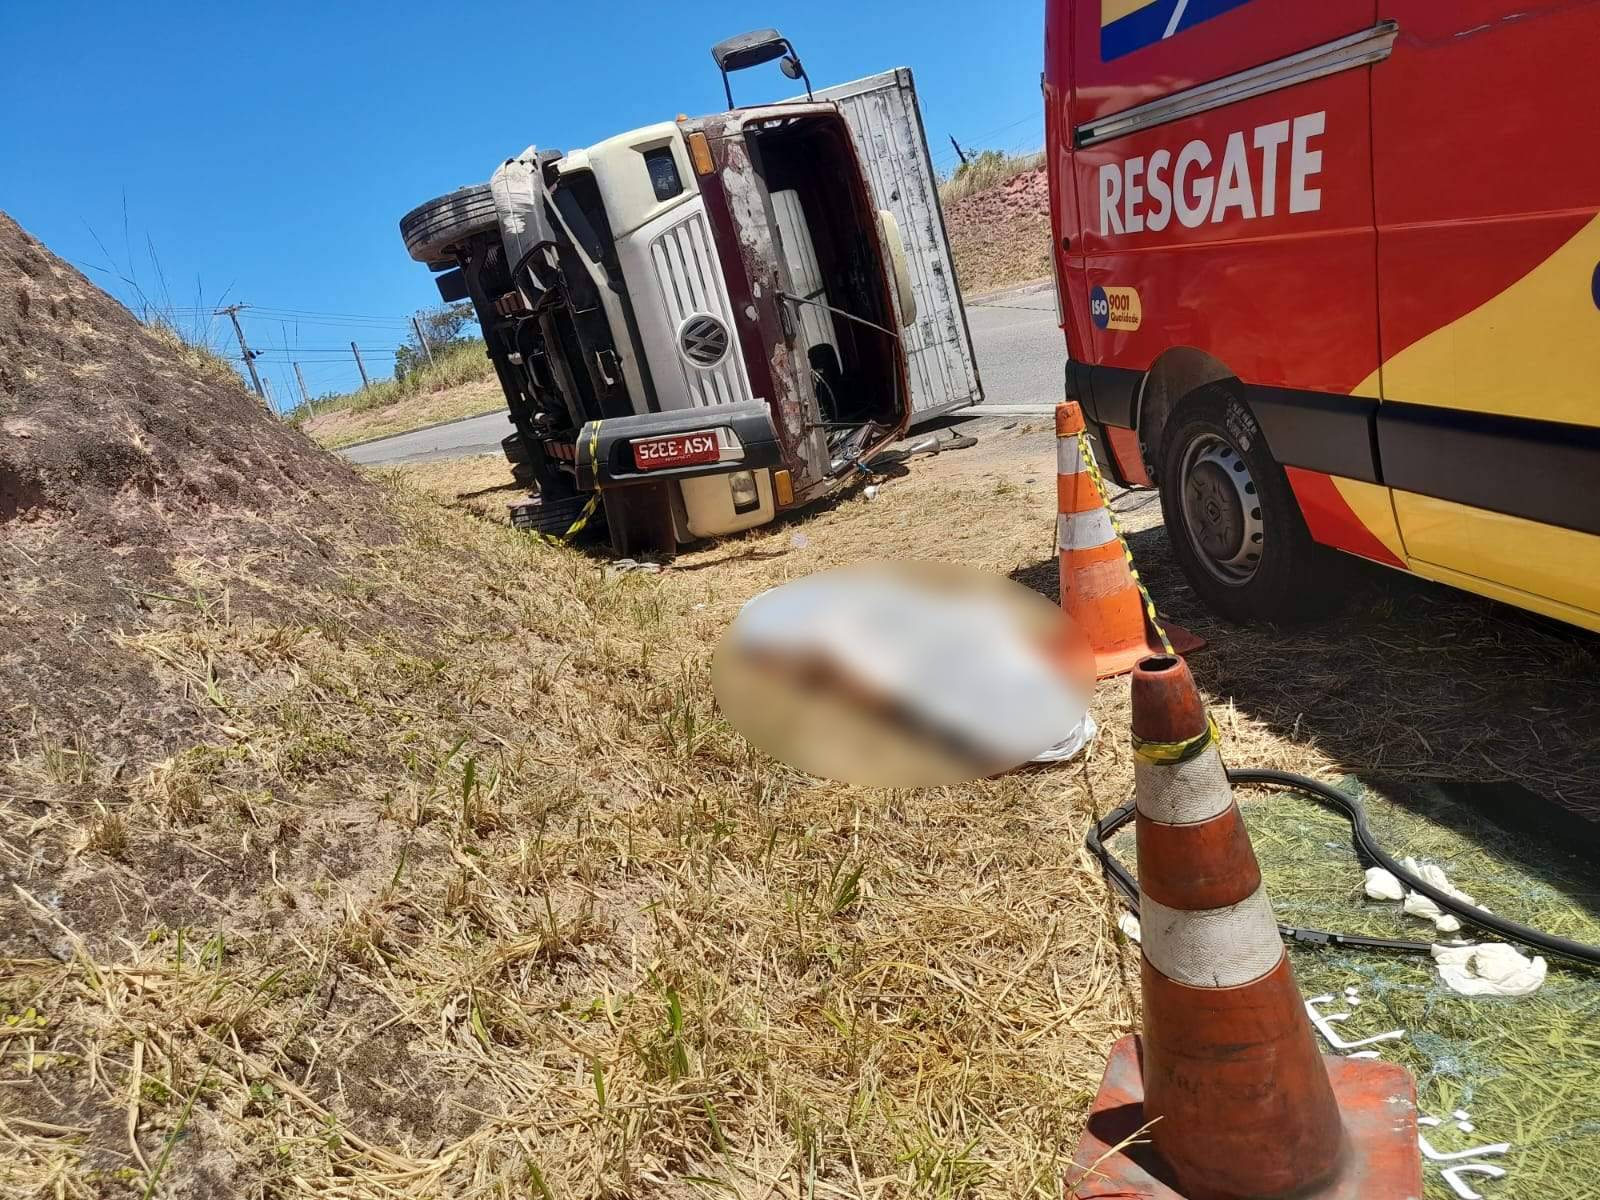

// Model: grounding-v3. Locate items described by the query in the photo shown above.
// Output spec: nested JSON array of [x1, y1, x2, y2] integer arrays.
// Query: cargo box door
[[814, 68, 985, 426]]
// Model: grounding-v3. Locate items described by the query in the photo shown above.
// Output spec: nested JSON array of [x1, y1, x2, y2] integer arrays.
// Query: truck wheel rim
[[1179, 433, 1263, 585]]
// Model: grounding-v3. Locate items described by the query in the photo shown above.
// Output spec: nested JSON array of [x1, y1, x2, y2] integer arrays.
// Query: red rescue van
[[1045, 1, 1600, 629]]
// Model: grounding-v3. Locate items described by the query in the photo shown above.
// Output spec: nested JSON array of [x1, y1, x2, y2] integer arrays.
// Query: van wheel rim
[[1179, 433, 1263, 585]]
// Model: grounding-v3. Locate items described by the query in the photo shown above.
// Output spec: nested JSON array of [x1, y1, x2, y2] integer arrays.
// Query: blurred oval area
[[712, 561, 1094, 785]]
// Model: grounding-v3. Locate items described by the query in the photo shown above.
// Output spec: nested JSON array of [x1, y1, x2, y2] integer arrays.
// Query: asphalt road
[[343, 283, 1063, 466]]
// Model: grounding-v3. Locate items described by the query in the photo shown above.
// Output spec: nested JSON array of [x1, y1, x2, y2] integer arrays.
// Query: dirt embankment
[[944, 166, 1052, 296], [0, 212, 375, 764]]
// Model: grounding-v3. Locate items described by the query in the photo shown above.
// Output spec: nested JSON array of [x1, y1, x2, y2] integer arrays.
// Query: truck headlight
[[729, 470, 760, 513]]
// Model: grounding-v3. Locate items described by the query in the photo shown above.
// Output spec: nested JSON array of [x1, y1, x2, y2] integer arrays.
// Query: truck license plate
[[631, 430, 720, 471]]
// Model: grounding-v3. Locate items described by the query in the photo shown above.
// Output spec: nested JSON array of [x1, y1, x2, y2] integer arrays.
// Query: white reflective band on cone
[[1057, 438, 1089, 476], [1135, 747, 1233, 825], [1057, 508, 1116, 551], [1139, 886, 1285, 988]]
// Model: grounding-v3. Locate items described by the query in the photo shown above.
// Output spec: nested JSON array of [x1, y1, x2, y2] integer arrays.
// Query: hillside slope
[[944, 165, 1052, 296], [0, 212, 373, 763]]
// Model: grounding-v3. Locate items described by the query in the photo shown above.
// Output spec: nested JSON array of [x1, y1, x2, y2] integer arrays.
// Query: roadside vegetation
[[10, 409, 1600, 1195], [292, 303, 502, 449], [10, 191, 1599, 1200], [940, 150, 1052, 295], [938, 149, 1044, 207], [292, 339, 502, 448]]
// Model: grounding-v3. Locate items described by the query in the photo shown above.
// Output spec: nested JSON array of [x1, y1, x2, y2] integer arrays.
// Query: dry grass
[[4, 421, 1598, 1198], [938, 152, 1044, 208], [295, 342, 502, 450], [391, 455, 529, 520], [0, 442, 1136, 1199]]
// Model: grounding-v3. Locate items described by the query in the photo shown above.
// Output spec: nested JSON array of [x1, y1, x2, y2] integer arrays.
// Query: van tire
[[1157, 386, 1339, 624], [399, 185, 498, 265]]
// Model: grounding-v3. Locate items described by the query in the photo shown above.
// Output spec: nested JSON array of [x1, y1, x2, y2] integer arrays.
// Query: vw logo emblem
[[678, 313, 730, 369]]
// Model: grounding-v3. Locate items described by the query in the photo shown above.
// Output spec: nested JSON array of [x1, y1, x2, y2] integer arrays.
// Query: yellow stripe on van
[[1378, 211, 1600, 425], [1102, 0, 1163, 28], [1396, 492, 1600, 633], [1330, 477, 1408, 564], [1341, 211, 1600, 620]]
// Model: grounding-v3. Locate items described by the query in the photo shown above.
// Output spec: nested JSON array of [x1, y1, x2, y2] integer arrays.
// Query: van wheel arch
[[1134, 347, 1238, 474]]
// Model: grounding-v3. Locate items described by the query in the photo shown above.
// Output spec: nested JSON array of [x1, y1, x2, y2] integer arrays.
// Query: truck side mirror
[[710, 28, 813, 107]]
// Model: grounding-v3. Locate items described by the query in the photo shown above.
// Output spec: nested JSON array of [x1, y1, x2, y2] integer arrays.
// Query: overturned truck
[[399, 31, 980, 555]]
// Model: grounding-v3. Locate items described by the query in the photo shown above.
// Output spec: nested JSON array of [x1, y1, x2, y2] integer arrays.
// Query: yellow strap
[[533, 419, 604, 547], [1131, 715, 1220, 765], [1067, 429, 1175, 656]]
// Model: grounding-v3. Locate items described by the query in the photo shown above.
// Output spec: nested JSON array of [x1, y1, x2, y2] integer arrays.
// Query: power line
[[230, 344, 405, 353], [930, 111, 1043, 168], [165, 303, 410, 324]]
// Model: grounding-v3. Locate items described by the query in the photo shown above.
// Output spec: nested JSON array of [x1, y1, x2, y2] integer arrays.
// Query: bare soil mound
[[0, 208, 373, 779], [945, 166, 1051, 295]]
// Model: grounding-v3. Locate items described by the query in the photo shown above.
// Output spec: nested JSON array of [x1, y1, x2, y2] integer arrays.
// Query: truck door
[[815, 69, 985, 427], [1371, 1, 1600, 625]]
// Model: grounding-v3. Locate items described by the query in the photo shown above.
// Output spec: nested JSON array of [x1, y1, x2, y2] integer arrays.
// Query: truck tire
[[399, 184, 498, 265], [501, 432, 538, 489], [509, 493, 595, 539], [1157, 385, 1338, 624], [602, 485, 679, 559]]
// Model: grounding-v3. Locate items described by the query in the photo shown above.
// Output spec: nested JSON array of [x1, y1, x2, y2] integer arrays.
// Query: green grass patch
[[1108, 776, 1600, 1200]]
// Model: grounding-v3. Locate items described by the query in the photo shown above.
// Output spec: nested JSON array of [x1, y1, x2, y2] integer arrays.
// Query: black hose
[[1086, 767, 1600, 967]]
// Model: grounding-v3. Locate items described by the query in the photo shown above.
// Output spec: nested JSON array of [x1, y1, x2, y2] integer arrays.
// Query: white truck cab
[[398, 31, 981, 555]]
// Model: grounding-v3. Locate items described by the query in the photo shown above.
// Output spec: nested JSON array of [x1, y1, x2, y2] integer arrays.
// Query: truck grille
[[648, 213, 752, 407]]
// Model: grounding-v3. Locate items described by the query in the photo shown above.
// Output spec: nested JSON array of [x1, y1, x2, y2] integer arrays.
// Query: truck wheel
[[501, 432, 538, 489], [509, 493, 595, 539], [602, 485, 679, 559], [1157, 386, 1335, 624], [399, 184, 498, 265]]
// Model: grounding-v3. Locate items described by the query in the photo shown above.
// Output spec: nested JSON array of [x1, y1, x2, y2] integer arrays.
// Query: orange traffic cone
[[1067, 654, 1424, 1200], [1055, 403, 1201, 678]]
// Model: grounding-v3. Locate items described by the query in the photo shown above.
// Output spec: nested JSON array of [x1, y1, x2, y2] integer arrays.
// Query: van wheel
[[1157, 386, 1336, 623]]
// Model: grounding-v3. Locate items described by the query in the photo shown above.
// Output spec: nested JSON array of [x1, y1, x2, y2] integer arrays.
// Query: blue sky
[[0, 1, 1045, 405]]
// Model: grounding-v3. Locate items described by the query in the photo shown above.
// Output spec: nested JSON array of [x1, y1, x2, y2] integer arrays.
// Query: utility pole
[[350, 341, 370, 389], [293, 361, 311, 407], [411, 315, 436, 367], [215, 303, 269, 410], [261, 376, 277, 414], [948, 135, 970, 167]]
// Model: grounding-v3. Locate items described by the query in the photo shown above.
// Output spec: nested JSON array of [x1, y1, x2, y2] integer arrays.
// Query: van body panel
[[1046, 0, 1600, 629], [1366, 0, 1600, 617]]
